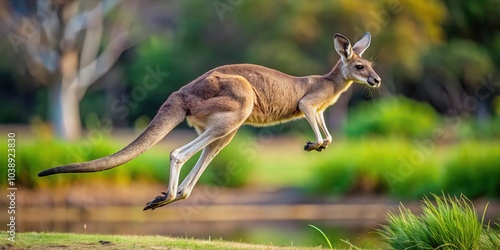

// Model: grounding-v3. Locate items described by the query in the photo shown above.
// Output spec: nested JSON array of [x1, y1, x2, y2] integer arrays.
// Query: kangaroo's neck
[[322, 60, 353, 93]]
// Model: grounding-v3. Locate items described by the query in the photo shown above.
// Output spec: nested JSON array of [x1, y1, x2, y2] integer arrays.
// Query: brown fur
[[38, 32, 381, 210]]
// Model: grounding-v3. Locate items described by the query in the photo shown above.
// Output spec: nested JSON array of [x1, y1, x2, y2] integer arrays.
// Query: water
[[19, 219, 382, 247]]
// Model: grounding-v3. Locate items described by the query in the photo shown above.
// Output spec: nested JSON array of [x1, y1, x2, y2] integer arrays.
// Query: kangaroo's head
[[334, 32, 381, 87]]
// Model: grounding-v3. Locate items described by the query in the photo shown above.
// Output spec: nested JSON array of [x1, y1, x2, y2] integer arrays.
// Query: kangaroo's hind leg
[[176, 129, 237, 198], [144, 129, 237, 210], [143, 72, 254, 210], [143, 115, 239, 211]]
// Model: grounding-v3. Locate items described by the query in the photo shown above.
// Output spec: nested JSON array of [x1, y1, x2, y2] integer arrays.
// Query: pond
[[13, 205, 385, 248]]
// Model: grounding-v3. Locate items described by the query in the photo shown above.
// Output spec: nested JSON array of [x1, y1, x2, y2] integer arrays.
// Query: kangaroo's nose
[[368, 76, 381, 87]]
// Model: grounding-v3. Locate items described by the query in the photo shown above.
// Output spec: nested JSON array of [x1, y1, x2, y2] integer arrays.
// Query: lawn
[[2, 195, 499, 249], [0, 232, 317, 250]]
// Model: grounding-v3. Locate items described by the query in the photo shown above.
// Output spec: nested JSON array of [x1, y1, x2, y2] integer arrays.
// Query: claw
[[304, 140, 328, 152], [143, 190, 186, 211], [304, 141, 313, 151], [143, 192, 168, 211], [316, 145, 326, 152]]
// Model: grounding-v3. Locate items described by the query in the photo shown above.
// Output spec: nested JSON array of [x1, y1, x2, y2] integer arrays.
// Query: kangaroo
[[39, 32, 381, 210]]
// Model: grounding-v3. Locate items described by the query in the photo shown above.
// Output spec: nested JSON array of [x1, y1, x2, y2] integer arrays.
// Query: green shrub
[[459, 116, 500, 140], [307, 138, 441, 198], [308, 157, 357, 196], [197, 133, 255, 187], [4, 130, 499, 201], [307, 138, 499, 200], [345, 96, 441, 138], [0, 134, 253, 188], [377, 194, 500, 250], [442, 141, 500, 198]]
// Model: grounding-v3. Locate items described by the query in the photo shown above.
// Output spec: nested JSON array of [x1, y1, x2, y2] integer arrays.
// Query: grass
[[0, 232, 316, 250], [377, 194, 500, 249], [308, 224, 333, 249]]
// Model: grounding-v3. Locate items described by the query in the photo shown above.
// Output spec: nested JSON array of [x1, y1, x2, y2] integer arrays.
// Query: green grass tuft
[[377, 194, 500, 249], [308, 224, 333, 249]]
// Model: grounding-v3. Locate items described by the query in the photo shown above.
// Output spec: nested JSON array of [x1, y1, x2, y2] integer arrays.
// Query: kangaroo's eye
[[355, 65, 364, 70]]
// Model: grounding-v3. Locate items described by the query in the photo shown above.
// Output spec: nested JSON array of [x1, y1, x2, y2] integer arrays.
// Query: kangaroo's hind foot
[[143, 191, 179, 211]]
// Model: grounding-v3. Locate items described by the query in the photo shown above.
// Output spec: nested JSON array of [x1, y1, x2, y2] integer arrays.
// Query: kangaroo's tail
[[38, 94, 186, 177]]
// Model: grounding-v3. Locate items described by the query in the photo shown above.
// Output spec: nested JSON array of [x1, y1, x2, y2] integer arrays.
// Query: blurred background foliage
[[2, 0, 500, 127], [0, 0, 499, 199]]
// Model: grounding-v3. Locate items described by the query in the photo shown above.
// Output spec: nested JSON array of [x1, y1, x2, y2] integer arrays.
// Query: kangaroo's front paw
[[304, 141, 322, 151], [143, 192, 170, 211]]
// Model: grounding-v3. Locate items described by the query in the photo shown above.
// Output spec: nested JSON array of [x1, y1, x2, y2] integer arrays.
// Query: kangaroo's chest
[[318, 81, 353, 111], [318, 94, 341, 112]]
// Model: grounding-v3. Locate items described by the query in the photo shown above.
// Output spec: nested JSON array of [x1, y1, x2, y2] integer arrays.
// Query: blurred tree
[[128, 0, 448, 134], [2, 0, 138, 140], [415, 0, 500, 117], [3, 0, 499, 136], [125, 35, 179, 123]]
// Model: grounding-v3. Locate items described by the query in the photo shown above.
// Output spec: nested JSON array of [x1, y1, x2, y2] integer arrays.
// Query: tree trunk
[[49, 81, 82, 141]]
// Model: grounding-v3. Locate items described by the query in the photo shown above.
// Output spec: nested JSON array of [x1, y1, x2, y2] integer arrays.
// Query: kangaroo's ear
[[352, 32, 371, 57], [334, 33, 353, 61]]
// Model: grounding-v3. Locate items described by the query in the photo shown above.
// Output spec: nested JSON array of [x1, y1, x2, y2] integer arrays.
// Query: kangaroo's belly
[[242, 80, 305, 126], [244, 108, 304, 127]]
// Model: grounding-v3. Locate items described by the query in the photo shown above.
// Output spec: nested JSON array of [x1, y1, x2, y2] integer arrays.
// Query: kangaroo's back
[[205, 64, 312, 125]]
